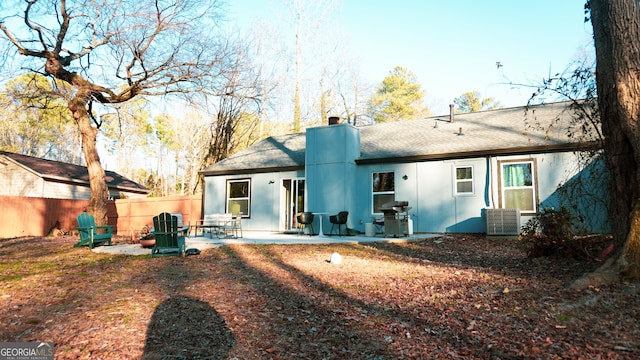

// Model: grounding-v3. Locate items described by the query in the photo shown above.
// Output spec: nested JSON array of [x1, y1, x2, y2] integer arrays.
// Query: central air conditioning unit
[[485, 208, 521, 236]]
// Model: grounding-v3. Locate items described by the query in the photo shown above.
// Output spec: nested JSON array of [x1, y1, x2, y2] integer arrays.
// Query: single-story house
[[0, 151, 150, 199], [199, 101, 609, 235]]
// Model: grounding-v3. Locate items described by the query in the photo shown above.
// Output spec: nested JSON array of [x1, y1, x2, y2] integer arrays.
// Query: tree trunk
[[69, 89, 110, 226], [44, 58, 110, 226], [581, 0, 640, 285], [319, 77, 327, 125], [293, 15, 302, 133], [293, 77, 302, 133]]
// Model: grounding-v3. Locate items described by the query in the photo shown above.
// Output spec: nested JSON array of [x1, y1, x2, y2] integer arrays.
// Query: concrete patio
[[91, 231, 438, 256]]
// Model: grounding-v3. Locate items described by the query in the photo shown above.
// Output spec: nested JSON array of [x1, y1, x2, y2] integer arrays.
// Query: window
[[454, 165, 474, 195], [226, 179, 250, 217], [372, 172, 394, 214], [500, 160, 537, 213]]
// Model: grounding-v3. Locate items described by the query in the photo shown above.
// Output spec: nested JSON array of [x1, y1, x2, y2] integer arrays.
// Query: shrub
[[520, 206, 575, 257]]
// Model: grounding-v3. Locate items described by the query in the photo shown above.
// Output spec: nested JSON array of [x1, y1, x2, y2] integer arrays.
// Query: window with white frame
[[454, 165, 474, 195], [226, 179, 250, 217], [500, 160, 537, 213], [372, 172, 394, 214]]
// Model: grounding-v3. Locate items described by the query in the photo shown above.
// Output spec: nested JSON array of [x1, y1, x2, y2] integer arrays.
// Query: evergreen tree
[[368, 66, 430, 123], [453, 91, 502, 113]]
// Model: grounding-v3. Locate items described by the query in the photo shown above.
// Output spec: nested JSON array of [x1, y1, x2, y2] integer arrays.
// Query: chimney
[[328, 116, 340, 125], [449, 104, 454, 122]]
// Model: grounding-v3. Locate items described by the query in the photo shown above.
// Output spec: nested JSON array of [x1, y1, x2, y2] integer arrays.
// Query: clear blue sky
[[227, 0, 593, 115]]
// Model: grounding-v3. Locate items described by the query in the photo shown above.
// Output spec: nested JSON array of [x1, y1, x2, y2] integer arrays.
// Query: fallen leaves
[[0, 234, 638, 359]]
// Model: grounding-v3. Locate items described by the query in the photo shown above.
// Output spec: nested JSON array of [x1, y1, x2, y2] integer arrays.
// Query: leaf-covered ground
[[1, 234, 638, 359]]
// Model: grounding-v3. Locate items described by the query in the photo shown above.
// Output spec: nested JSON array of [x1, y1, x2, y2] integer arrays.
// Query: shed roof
[[201, 101, 598, 175], [0, 151, 150, 194]]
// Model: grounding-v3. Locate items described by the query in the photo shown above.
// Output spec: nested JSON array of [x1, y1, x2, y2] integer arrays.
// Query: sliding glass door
[[282, 178, 305, 231]]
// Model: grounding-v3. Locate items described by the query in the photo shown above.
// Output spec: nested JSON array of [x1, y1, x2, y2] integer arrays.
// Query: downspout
[[199, 174, 206, 220], [413, 162, 419, 232], [485, 155, 494, 208]]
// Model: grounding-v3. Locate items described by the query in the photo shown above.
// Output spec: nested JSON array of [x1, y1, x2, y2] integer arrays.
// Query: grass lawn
[[1, 234, 638, 359]]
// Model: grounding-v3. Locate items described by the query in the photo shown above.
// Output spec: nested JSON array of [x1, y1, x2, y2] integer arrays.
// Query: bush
[[520, 206, 575, 257]]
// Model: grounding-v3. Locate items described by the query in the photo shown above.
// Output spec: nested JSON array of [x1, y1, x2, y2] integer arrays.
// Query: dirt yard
[[0, 234, 638, 359]]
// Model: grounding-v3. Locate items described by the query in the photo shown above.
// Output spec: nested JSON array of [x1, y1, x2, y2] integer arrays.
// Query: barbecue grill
[[380, 201, 412, 237]]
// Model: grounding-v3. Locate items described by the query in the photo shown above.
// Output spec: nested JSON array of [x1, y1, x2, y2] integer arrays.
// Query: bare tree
[[159, 110, 208, 195], [204, 69, 261, 166], [0, 0, 242, 224], [283, 0, 339, 132], [336, 61, 374, 126]]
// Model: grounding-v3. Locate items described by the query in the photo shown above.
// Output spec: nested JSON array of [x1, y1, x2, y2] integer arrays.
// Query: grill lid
[[380, 201, 411, 212]]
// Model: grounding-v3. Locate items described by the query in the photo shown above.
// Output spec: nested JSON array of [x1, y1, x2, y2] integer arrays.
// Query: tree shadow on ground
[[142, 295, 235, 360], [217, 245, 419, 358]]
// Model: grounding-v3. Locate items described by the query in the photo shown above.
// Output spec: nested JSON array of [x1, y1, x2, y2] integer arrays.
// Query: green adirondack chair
[[151, 212, 187, 257], [74, 213, 113, 249]]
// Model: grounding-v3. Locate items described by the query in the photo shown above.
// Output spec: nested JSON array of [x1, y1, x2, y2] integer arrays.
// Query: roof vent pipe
[[449, 104, 454, 122]]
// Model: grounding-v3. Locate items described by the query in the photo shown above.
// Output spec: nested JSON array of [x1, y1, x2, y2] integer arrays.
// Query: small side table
[[314, 212, 328, 237]]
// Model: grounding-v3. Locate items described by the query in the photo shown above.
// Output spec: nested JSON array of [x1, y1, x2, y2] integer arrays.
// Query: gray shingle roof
[[201, 101, 595, 174], [358, 101, 586, 162], [201, 133, 306, 174]]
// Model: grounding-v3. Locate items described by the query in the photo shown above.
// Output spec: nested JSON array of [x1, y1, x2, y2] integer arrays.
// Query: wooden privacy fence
[[111, 195, 201, 238], [0, 196, 89, 238], [0, 195, 202, 238]]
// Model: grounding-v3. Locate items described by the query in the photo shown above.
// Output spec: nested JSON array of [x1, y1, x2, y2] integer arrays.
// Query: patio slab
[[91, 232, 438, 256]]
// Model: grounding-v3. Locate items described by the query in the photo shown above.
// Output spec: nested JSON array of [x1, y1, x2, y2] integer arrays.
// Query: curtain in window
[[503, 163, 532, 187]]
